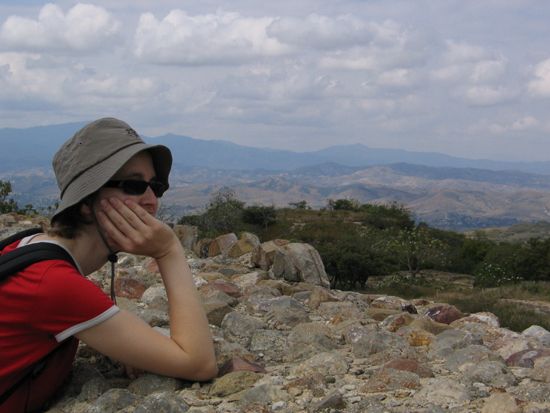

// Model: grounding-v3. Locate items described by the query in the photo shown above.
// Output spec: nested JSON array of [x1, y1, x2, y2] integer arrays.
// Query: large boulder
[[228, 232, 261, 258], [271, 243, 330, 288], [252, 239, 289, 270], [208, 233, 238, 257], [173, 224, 198, 251]]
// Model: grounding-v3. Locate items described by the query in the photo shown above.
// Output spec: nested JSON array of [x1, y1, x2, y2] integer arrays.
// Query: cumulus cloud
[[432, 41, 507, 83], [79, 75, 160, 98], [0, 3, 120, 52], [528, 58, 550, 97], [266, 14, 373, 49], [134, 10, 289, 65], [471, 115, 539, 135]]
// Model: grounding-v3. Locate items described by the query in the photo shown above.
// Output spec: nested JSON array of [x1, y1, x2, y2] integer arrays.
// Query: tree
[[242, 205, 277, 229], [388, 226, 447, 276], [327, 198, 360, 211], [289, 200, 310, 210], [201, 187, 245, 235], [0, 180, 18, 214]]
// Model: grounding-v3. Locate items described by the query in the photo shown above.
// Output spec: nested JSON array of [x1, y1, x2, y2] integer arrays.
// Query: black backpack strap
[[0, 227, 43, 251], [0, 243, 77, 281], [0, 233, 78, 407]]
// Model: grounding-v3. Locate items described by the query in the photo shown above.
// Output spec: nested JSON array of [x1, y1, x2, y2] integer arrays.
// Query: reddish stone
[[114, 276, 148, 299], [218, 356, 266, 377], [209, 279, 242, 298], [384, 358, 434, 378], [144, 258, 160, 274], [506, 349, 550, 367], [425, 304, 464, 324]]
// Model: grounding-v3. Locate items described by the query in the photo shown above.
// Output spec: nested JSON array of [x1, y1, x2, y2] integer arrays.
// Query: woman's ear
[[80, 196, 95, 221]]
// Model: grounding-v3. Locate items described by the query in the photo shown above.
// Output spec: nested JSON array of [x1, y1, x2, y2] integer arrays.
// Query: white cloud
[[134, 10, 289, 65], [266, 14, 373, 49], [461, 85, 514, 106], [79, 75, 160, 98], [0, 3, 120, 52], [0, 52, 66, 101], [528, 58, 550, 97], [432, 41, 507, 84], [472, 115, 539, 135]]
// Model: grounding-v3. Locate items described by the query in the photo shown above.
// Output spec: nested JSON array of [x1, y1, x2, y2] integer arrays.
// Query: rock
[[461, 360, 517, 387], [201, 289, 238, 326], [252, 239, 289, 270], [317, 301, 363, 323], [451, 312, 500, 328], [481, 393, 520, 413], [239, 383, 288, 407], [425, 304, 464, 324], [193, 238, 211, 258], [381, 312, 416, 332], [507, 382, 550, 403], [218, 356, 266, 376], [173, 224, 198, 251], [208, 233, 238, 257], [367, 307, 402, 321], [209, 371, 262, 397], [290, 351, 349, 377], [445, 345, 503, 371], [221, 311, 267, 346], [114, 276, 148, 299], [429, 329, 480, 359], [531, 356, 550, 382], [307, 286, 338, 310], [362, 367, 421, 393], [413, 378, 470, 409], [249, 329, 287, 362], [370, 295, 414, 311], [134, 394, 189, 412], [228, 233, 261, 258], [493, 335, 541, 360], [205, 279, 242, 298], [285, 322, 339, 361], [141, 285, 168, 311], [384, 358, 434, 378], [409, 317, 452, 335], [87, 389, 138, 413], [506, 348, 550, 367], [127, 374, 181, 396], [271, 243, 330, 287], [350, 327, 410, 359], [310, 392, 346, 411], [522, 325, 550, 347]]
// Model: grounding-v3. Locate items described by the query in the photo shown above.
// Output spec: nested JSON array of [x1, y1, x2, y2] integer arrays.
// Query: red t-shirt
[[0, 237, 119, 411]]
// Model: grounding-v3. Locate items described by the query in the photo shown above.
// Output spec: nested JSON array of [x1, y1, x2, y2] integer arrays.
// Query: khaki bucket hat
[[52, 117, 172, 219]]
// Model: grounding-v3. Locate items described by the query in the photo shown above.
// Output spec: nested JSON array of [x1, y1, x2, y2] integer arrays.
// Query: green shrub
[[473, 262, 522, 288]]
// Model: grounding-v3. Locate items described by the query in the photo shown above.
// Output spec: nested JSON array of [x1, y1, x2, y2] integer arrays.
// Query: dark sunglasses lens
[[122, 180, 149, 195], [150, 181, 166, 197]]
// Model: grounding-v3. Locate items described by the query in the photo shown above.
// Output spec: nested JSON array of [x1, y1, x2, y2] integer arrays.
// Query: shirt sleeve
[[32, 260, 120, 342]]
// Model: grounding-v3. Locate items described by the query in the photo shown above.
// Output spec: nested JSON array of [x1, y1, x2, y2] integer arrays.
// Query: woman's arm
[[76, 197, 217, 381]]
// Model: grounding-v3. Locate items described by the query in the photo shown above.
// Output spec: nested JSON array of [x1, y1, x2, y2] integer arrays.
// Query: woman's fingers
[[97, 198, 175, 257]]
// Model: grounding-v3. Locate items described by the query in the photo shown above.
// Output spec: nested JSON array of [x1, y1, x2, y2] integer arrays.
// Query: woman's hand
[[96, 197, 179, 259]]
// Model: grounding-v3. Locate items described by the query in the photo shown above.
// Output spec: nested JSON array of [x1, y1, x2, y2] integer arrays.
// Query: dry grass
[[366, 272, 550, 332]]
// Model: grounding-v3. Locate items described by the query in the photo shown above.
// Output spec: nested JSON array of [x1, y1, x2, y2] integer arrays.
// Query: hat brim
[[52, 142, 172, 219]]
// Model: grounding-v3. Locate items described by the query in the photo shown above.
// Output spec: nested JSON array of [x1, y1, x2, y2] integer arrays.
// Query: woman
[[0, 118, 217, 412]]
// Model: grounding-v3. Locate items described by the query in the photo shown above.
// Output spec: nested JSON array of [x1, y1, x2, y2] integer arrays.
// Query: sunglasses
[[103, 179, 167, 197]]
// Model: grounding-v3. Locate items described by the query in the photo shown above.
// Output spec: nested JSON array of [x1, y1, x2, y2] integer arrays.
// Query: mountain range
[[1, 122, 550, 230]]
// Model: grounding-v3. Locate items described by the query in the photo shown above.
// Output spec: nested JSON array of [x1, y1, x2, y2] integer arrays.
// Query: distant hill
[[1, 122, 550, 174], [2, 122, 550, 230]]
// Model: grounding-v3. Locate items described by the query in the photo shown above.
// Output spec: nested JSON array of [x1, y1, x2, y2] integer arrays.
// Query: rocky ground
[[2, 213, 550, 413]]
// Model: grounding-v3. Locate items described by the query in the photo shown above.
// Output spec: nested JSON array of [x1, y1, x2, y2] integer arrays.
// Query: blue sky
[[1, 1, 550, 161]]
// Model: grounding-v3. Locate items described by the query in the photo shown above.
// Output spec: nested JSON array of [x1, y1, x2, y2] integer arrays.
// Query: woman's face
[[97, 151, 159, 216]]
